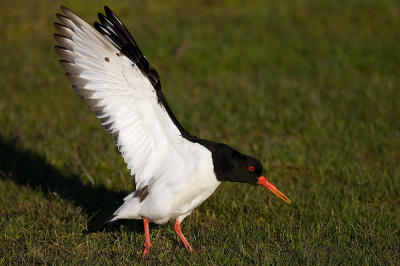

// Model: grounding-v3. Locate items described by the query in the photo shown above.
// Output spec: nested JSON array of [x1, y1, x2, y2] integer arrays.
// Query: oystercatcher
[[54, 6, 291, 257]]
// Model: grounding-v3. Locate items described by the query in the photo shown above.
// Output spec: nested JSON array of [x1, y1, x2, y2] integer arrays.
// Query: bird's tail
[[85, 190, 141, 233], [111, 196, 142, 219], [97, 214, 118, 231], [102, 190, 142, 228]]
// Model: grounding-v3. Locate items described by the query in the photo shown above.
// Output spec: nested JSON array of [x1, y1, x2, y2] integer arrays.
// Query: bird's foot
[[141, 245, 151, 259], [185, 244, 196, 255]]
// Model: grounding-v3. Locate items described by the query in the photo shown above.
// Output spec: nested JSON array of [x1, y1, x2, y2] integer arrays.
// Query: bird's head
[[212, 143, 291, 203]]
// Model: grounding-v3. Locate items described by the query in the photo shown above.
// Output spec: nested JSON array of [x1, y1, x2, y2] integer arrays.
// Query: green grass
[[1, 0, 400, 264]]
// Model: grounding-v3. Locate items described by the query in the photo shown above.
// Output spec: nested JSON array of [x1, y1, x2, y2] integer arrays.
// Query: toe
[[141, 247, 150, 259]]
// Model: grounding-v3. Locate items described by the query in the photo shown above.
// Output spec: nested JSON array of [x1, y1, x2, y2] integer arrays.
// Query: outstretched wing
[[54, 6, 192, 189]]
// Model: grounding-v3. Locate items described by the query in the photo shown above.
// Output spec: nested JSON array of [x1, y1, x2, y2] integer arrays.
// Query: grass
[[1, 0, 399, 264]]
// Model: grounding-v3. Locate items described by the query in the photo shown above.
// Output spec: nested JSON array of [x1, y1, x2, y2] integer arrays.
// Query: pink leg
[[142, 218, 151, 259], [174, 219, 195, 254]]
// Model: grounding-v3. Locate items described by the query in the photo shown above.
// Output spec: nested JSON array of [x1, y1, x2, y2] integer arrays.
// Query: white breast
[[170, 143, 221, 218]]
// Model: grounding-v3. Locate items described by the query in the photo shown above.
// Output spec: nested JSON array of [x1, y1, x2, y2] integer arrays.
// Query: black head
[[210, 143, 263, 185], [206, 141, 291, 203]]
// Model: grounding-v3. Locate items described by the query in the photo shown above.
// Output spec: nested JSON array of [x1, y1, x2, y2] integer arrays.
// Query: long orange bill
[[257, 176, 291, 203]]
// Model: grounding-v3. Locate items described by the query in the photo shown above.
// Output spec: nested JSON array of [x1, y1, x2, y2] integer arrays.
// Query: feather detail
[[54, 6, 193, 189]]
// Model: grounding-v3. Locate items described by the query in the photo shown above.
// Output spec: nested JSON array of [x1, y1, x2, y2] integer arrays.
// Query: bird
[[54, 6, 291, 258]]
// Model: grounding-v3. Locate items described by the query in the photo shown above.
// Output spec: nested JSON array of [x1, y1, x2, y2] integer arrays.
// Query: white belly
[[116, 142, 220, 224], [171, 169, 220, 219], [172, 142, 220, 215]]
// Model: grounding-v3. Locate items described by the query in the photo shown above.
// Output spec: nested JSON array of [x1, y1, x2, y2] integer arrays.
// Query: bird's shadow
[[0, 135, 143, 234]]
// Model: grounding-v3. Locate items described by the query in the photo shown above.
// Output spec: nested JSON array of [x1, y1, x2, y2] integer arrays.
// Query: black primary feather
[[94, 6, 189, 137]]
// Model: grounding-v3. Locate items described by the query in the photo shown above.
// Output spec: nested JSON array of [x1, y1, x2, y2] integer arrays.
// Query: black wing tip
[[93, 6, 162, 91], [53, 33, 65, 40], [104, 5, 111, 13], [54, 45, 68, 52], [93, 21, 101, 30], [60, 5, 71, 13], [55, 13, 68, 21], [104, 6, 116, 19], [59, 59, 70, 64], [54, 22, 65, 28], [98, 215, 117, 231]]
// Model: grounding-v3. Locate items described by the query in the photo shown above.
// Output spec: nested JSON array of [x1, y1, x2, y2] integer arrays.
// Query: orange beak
[[257, 176, 291, 203]]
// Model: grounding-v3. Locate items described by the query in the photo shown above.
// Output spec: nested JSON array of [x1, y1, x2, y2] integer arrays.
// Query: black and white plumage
[[54, 6, 291, 256]]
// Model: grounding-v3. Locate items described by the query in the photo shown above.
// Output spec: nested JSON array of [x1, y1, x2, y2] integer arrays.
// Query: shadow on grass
[[0, 136, 143, 233]]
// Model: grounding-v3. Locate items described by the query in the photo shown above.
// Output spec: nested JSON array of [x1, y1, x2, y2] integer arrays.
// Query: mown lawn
[[1, 0, 399, 264]]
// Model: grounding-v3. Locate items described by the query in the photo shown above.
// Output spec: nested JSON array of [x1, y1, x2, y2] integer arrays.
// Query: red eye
[[248, 166, 255, 172]]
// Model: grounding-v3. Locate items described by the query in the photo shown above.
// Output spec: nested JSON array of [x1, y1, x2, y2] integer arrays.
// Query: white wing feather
[[54, 8, 189, 190]]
